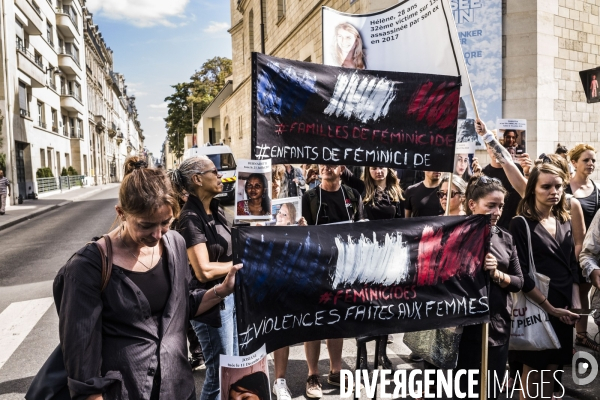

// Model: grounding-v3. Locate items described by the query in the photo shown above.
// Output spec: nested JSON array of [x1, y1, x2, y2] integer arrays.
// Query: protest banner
[[233, 214, 491, 355], [322, 0, 502, 134], [235, 159, 272, 220], [220, 344, 271, 400], [251, 52, 461, 171]]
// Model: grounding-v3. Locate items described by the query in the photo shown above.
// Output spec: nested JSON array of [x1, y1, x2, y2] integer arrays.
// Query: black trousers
[[454, 340, 509, 400]]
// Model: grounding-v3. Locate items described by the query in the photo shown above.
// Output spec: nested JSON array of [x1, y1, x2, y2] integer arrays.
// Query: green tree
[[164, 57, 232, 159]]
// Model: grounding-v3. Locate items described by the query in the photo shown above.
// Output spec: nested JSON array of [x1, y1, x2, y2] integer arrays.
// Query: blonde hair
[[568, 143, 596, 162], [333, 23, 366, 69]]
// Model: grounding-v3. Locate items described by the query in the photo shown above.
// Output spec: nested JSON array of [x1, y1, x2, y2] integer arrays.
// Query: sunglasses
[[476, 175, 502, 186], [199, 168, 219, 176], [437, 190, 462, 199]]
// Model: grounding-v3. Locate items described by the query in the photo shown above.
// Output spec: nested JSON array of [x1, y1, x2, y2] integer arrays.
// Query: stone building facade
[[0, 0, 144, 205], [222, 0, 600, 178]]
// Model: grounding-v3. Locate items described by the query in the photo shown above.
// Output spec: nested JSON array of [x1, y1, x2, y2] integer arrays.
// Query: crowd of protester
[[49, 117, 600, 400]]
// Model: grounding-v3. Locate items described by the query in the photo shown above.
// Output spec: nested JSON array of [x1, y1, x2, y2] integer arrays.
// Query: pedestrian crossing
[[0, 297, 54, 370]]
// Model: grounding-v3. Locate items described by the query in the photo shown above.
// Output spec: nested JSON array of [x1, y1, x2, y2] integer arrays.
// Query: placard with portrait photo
[[496, 119, 527, 162], [235, 159, 272, 220]]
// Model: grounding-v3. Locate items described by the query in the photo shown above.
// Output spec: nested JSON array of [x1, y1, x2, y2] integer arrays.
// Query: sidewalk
[[0, 183, 120, 231]]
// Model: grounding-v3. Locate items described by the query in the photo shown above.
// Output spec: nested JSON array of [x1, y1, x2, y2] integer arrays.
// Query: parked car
[[183, 145, 237, 203]]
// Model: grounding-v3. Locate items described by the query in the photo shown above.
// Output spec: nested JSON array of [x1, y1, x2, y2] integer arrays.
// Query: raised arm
[[475, 119, 527, 196]]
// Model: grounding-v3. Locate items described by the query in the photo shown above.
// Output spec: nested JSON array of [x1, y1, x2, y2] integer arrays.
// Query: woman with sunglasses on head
[[451, 174, 524, 400], [170, 156, 240, 400], [438, 174, 467, 216], [237, 173, 271, 216], [357, 166, 404, 371], [508, 163, 581, 399]]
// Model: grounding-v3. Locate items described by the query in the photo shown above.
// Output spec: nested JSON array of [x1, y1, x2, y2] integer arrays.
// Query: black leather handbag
[[25, 236, 113, 400]]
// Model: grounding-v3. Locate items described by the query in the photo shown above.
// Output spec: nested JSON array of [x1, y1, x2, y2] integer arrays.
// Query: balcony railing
[[60, 88, 82, 102], [16, 38, 44, 69], [19, 108, 30, 118], [30, 0, 41, 15], [52, 126, 58, 133], [59, 47, 80, 67], [49, 81, 57, 91], [38, 121, 46, 129], [56, 8, 79, 33]]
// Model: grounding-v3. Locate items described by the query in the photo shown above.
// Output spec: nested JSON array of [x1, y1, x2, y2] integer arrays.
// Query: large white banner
[[322, 0, 502, 146], [322, 0, 468, 96]]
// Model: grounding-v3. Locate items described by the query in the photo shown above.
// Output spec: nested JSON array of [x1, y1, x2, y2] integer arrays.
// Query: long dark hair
[[245, 173, 271, 213], [229, 371, 270, 400]]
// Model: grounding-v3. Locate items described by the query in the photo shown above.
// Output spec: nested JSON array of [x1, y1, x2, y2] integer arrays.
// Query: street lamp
[[182, 98, 195, 148]]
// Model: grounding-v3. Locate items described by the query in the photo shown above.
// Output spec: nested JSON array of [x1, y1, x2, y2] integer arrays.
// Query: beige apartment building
[[218, 0, 600, 179], [0, 0, 144, 205]]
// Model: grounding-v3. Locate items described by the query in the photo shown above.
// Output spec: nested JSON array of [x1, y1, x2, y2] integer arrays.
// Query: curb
[[0, 200, 72, 231], [0, 185, 112, 232]]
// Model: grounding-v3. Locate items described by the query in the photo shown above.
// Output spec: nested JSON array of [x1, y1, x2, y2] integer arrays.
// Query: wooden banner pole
[[480, 322, 489, 400], [444, 173, 453, 216]]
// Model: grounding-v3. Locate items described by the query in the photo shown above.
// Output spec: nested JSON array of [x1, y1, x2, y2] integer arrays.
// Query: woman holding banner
[[170, 156, 239, 400], [509, 164, 581, 399], [452, 175, 524, 399]]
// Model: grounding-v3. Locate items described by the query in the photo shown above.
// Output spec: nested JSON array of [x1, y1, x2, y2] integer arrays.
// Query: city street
[[0, 186, 589, 399]]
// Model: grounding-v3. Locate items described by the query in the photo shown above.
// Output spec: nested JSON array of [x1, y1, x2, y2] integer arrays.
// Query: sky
[[86, 0, 233, 157]]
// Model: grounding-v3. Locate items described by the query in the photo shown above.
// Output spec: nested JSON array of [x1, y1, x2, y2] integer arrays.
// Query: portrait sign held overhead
[[496, 119, 526, 162], [220, 344, 271, 400], [235, 159, 272, 220], [252, 53, 461, 172], [233, 215, 491, 355]]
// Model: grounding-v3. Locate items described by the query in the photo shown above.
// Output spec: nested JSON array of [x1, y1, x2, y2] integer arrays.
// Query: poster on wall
[[220, 344, 271, 400], [235, 159, 272, 220], [322, 0, 502, 147], [233, 215, 491, 355], [251, 53, 461, 171], [496, 119, 527, 161]]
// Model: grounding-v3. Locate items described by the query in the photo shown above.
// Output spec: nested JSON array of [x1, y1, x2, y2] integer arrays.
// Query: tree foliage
[[164, 57, 232, 159]]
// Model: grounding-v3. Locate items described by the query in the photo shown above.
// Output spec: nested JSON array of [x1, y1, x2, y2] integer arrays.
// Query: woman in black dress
[[359, 166, 404, 369], [453, 175, 524, 399], [509, 163, 581, 399], [566, 144, 600, 351]]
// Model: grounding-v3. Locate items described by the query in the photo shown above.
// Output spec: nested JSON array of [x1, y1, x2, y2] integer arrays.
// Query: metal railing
[[56, 8, 79, 33], [37, 177, 58, 193], [59, 47, 80, 68], [52, 126, 58, 133], [49, 81, 57, 91], [30, 0, 41, 15], [59, 175, 84, 189], [38, 121, 46, 128], [19, 108, 30, 117], [60, 87, 82, 102], [16, 38, 44, 69]]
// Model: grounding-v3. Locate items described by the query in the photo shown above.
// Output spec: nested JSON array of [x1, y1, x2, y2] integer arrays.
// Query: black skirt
[[509, 315, 574, 369]]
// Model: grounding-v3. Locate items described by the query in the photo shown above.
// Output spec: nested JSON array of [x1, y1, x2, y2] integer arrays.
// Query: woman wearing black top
[[566, 144, 600, 351], [56, 157, 240, 400], [453, 175, 524, 400], [509, 163, 580, 399], [170, 156, 240, 400], [359, 166, 404, 370]]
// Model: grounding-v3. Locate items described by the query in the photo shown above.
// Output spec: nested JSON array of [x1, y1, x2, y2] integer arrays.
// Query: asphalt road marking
[[0, 297, 54, 370]]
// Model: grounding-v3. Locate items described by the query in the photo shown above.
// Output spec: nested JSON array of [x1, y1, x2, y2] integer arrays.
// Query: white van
[[183, 145, 237, 203]]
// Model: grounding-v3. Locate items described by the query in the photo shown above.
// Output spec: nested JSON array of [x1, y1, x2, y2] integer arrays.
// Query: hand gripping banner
[[251, 52, 461, 172], [233, 215, 491, 355]]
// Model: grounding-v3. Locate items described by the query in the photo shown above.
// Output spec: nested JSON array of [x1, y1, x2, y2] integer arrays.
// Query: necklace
[[118, 230, 155, 270]]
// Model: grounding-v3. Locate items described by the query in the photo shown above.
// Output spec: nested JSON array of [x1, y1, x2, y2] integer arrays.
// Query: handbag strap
[[91, 234, 113, 293], [516, 216, 537, 280]]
